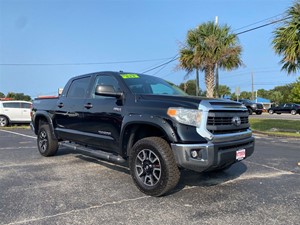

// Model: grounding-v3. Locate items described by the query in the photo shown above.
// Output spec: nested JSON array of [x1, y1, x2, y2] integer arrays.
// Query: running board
[[59, 142, 126, 164]]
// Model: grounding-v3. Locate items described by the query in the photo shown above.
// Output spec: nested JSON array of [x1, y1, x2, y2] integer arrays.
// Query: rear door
[[55, 76, 91, 142], [20, 102, 32, 122], [82, 74, 123, 153]]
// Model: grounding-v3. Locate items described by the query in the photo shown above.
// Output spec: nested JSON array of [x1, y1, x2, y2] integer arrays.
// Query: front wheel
[[129, 137, 180, 197], [268, 110, 274, 114], [37, 124, 58, 156], [291, 110, 297, 115]]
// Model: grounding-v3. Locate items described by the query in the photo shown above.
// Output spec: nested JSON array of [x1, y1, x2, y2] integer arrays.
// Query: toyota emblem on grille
[[232, 116, 241, 126]]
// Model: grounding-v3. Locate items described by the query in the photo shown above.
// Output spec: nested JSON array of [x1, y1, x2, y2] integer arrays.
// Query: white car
[[0, 101, 32, 127]]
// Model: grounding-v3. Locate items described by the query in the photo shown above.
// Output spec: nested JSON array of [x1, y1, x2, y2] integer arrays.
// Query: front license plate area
[[236, 149, 246, 161]]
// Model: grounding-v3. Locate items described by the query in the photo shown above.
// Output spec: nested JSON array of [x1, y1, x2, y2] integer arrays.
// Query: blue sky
[[0, 0, 299, 98]]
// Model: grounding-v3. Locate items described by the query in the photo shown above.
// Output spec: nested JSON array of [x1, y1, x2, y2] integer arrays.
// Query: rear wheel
[[248, 108, 253, 115], [291, 110, 297, 115], [129, 137, 180, 197], [0, 116, 8, 127], [268, 110, 274, 114], [37, 124, 58, 156]]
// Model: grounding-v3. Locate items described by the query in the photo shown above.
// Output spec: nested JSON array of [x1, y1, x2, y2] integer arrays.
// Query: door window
[[3, 102, 21, 108], [67, 77, 91, 98], [92, 75, 120, 98]]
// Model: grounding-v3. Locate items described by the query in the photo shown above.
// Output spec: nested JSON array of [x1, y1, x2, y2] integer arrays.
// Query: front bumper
[[171, 136, 255, 172]]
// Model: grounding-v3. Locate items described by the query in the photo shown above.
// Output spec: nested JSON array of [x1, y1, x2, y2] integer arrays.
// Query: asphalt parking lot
[[0, 128, 299, 225]]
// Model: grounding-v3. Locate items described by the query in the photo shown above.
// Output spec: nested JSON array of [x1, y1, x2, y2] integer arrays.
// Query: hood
[[134, 94, 241, 110]]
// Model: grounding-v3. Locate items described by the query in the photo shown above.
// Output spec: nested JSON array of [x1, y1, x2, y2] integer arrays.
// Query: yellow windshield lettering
[[121, 74, 139, 79]]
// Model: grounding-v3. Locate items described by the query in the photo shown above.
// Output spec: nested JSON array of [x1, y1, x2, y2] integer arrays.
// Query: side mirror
[[95, 85, 123, 98]]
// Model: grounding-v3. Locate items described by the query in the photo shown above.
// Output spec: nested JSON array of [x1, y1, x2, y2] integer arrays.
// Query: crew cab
[[31, 71, 255, 196]]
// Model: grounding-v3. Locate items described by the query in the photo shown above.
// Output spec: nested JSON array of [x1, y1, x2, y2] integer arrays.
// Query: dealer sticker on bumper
[[236, 149, 246, 160]]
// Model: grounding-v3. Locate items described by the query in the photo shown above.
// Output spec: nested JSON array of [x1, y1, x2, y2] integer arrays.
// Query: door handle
[[58, 102, 64, 108], [84, 103, 93, 109]]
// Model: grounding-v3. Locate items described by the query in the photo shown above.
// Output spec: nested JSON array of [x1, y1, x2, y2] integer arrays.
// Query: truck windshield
[[121, 74, 188, 96]]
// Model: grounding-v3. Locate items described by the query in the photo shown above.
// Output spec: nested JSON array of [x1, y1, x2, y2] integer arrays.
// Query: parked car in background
[[238, 99, 264, 115], [268, 103, 300, 115], [0, 100, 32, 127]]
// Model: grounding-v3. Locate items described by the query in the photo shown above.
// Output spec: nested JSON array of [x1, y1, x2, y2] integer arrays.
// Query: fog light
[[191, 150, 198, 158]]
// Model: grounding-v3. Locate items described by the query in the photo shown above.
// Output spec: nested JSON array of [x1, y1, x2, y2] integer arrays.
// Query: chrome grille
[[207, 116, 248, 126], [206, 110, 250, 134]]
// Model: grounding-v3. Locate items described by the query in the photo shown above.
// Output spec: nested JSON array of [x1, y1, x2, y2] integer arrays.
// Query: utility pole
[[215, 16, 219, 98]]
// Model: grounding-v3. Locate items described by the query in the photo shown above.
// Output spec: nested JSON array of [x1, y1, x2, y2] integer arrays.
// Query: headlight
[[167, 107, 202, 127]]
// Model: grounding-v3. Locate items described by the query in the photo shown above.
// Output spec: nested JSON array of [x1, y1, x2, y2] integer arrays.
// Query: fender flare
[[120, 114, 178, 155], [32, 111, 57, 139]]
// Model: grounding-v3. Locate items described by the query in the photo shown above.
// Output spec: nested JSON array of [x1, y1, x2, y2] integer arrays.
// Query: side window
[[93, 75, 120, 98], [67, 77, 90, 98], [3, 102, 21, 108], [22, 103, 32, 109]]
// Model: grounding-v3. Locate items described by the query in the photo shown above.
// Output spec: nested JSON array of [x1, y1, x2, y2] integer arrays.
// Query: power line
[[233, 13, 285, 32], [146, 15, 291, 76], [236, 16, 291, 35], [142, 55, 179, 73], [0, 57, 175, 66]]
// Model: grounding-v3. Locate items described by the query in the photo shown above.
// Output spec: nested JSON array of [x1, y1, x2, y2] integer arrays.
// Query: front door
[[82, 75, 123, 153]]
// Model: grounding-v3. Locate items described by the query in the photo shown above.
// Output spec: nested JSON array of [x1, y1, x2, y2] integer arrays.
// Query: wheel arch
[[120, 115, 178, 157], [32, 112, 57, 139]]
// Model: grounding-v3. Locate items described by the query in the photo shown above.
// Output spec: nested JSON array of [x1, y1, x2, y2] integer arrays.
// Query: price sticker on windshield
[[236, 149, 246, 161], [121, 74, 139, 79]]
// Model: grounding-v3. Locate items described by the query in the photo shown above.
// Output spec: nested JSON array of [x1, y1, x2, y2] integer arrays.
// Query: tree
[[272, 0, 300, 74], [216, 85, 231, 97], [239, 91, 252, 100], [0, 92, 5, 98], [179, 21, 242, 98], [290, 77, 300, 103], [272, 84, 294, 103], [179, 79, 196, 95], [179, 79, 206, 96], [178, 48, 201, 96], [269, 91, 283, 104], [6, 92, 31, 101], [257, 89, 270, 99]]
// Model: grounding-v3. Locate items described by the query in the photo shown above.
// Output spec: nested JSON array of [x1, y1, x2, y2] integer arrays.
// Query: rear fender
[[33, 111, 57, 139]]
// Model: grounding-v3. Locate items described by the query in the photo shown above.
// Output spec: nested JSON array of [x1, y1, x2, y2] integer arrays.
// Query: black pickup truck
[[31, 71, 255, 196]]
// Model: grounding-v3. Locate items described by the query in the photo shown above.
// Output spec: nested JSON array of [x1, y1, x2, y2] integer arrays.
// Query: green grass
[[0, 125, 31, 129], [249, 118, 300, 138]]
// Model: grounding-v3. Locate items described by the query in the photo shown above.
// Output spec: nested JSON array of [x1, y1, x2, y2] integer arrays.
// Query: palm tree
[[179, 21, 242, 98], [272, 0, 300, 74]]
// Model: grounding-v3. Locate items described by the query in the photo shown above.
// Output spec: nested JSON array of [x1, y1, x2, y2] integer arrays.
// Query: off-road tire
[[0, 116, 8, 127], [37, 124, 58, 156], [129, 137, 180, 197]]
